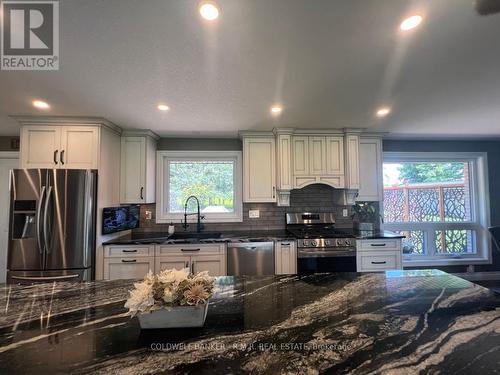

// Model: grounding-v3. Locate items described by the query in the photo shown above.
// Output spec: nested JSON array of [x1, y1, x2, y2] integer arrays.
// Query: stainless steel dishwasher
[[227, 242, 275, 276]]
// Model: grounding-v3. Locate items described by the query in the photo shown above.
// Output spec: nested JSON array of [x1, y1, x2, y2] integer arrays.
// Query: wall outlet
[[145, 210, 152, 220], [342, 208, 349, 217], [249, 210, 260, 219]]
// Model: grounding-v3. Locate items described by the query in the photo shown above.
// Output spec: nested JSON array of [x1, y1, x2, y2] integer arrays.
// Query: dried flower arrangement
[[124, 268, 215, 317]]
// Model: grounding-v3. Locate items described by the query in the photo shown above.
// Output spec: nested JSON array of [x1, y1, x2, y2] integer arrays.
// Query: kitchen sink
[[168, 232, 222, 240]]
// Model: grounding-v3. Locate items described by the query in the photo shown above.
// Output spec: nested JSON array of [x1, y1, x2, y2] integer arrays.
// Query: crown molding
[[10, 115, 122, 135]]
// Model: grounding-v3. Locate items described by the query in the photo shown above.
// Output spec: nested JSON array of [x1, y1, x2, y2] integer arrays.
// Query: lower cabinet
[[102, 244, 227, 280], [103, 257, 155, 280], [275, 241, 297, 275], [356, 239, 403, 272]]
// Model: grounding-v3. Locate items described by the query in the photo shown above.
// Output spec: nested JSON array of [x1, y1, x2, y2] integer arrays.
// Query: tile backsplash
[[135, 184, 378, 233]]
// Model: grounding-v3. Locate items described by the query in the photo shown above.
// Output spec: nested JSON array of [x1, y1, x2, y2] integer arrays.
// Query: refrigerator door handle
[[36, 186, 46, 254], [11, 274, 79, 281], [43, 186, 53, 254]]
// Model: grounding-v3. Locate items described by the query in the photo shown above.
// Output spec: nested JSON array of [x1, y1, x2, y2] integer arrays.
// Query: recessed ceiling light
[[270, 105, 283, 115], [199, 2, 220, 21], [376, 107, 391, 118], [157, 104, 170, 111], [400, 15, 423, 31], [32, 100, 50, 110]]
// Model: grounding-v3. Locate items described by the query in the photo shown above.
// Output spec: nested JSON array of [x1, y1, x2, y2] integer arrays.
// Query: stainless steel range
[[286, 212, 357, 273]]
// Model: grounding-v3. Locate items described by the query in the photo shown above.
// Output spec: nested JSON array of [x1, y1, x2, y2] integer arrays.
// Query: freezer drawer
[[227, 242, 275, 276]]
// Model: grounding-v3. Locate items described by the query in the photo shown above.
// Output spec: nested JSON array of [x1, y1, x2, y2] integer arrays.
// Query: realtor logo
[[1, 0, 59, 70]]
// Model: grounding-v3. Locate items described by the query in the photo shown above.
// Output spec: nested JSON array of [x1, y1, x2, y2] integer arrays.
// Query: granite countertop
[[103, 230, 404, 245], [1, 270, 499, 374]]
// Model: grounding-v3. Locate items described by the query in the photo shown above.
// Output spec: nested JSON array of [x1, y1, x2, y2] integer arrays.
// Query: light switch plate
[[342, 209, 349, 217], [145, 210, 152, 220], [249, 210, 260, 219]]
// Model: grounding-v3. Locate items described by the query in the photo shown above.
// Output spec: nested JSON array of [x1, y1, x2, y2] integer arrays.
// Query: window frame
[[156, 150, 243, 223], [382, 152, 491, 266]]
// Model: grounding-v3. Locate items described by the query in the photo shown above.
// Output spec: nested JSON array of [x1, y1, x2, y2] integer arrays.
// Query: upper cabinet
[[344, 133, 360, 190], [357, 137, 383, 201], [120, 131, 159, 204], [21, 125, 99, 169], [242, 134, 276, 203]]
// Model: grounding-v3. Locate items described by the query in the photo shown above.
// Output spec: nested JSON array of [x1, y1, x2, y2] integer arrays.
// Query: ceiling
[[1, 0, 500, 137]]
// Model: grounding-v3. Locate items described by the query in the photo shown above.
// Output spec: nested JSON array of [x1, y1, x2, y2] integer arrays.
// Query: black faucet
[[182, 195, 205, 232]]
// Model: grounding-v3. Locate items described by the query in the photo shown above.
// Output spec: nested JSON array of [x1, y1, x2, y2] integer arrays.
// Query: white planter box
[[137, 303, 209, 329]]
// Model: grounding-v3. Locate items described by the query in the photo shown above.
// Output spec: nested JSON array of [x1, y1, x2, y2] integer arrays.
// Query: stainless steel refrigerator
[[7, 169, 97, 283]]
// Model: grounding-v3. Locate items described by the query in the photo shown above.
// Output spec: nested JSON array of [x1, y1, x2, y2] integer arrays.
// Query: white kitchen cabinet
[[344, 133, 360, 189], [309, 137, 327, 175], [20, 126, 61, 168], [242, 136, 276, 202], [292, 136, 309, 176], [103, 257, 154, 280], [357, 137, 383, 201], [156, 256, 190, 272], [326, 136, 344, 176], [155, 243, 227, 276], [275, 241, 297, 275], [120, 131, 158, 204], [20, 125, 99, 169], [275, 130, 293, 206], [356, 239, 403, 272]]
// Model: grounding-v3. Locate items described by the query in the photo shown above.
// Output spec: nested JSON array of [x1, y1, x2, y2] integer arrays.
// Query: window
[[383, 152, 490, 266], [157, 151, 243, 223]]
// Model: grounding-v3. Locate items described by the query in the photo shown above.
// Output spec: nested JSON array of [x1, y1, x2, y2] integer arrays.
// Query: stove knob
[[335, 239, 343, 246], [311, 241, 317, 247], [324, 240, 330, 246], [345, 239, 352, 246], [303, 240, 309, 247]]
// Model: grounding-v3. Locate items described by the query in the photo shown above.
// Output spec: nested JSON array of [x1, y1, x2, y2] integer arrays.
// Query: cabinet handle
[[370, 243, 387, 247], [191, 261, 195, 274], [281, 242, 291, 246], [272, 186, 276, 198], [60, 150, 65, 165], [122, 249, 137, 253], [371, 261, 387, 264], [140, 187, 144, 200], [181, 248, 201, 252], [53, 150, 59, 165], [185, 261, 189, 268], [121, 259, 137, 263]]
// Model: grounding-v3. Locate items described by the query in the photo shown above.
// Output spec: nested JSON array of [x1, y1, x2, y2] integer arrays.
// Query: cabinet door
[[120, 137, 146, 203], [191, 254, 226, 276], [103, 258, 154, 280], [276, 134, 292, 190], [292, 136, 309, 176], [20, 126, 61, 168], [155, 256, 190, 273], [326, 136, 344, 175], [309, 137, 327, 175], [357, 138, 382, 201], [60, 126, 99, 169], [243, 137, 276, 202], [344, 134, 360, 189], [275, 241, 297, 275]]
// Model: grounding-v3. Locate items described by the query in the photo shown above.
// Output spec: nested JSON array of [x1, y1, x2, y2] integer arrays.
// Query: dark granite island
[[0, 270, 499, 374]]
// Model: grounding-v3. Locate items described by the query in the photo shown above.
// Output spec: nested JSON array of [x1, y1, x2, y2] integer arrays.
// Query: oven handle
[[298, 249, 356, 258]]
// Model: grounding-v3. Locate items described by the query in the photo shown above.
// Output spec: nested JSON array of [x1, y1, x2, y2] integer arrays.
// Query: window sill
[[403, 257, 491, 267]]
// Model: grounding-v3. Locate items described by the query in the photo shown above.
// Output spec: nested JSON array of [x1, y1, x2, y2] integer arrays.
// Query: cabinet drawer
[[103, 258, 154, 280], [104, 245, 154, 258], [357, 251, 401, 272], [357, 239, 400, 251], [156, 243, 225, 256]]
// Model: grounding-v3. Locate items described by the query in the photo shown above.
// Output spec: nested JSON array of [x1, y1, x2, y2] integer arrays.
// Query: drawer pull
[[121, 259, 137, 263], [122, 249, 138, 253], [181, 248, 201, 252], [281, 242, 291, 246], [371, 261, 387, 264], [370, 243, 387, 247]]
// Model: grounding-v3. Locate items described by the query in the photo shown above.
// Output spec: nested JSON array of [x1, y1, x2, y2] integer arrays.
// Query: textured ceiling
[[0, 0, 499, 137]]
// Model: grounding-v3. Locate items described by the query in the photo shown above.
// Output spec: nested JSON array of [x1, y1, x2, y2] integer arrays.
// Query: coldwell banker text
[[1, 0, 59, 70]]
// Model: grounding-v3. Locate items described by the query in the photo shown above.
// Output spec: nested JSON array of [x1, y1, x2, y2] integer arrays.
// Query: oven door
[[297, 247, 356, 273]]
